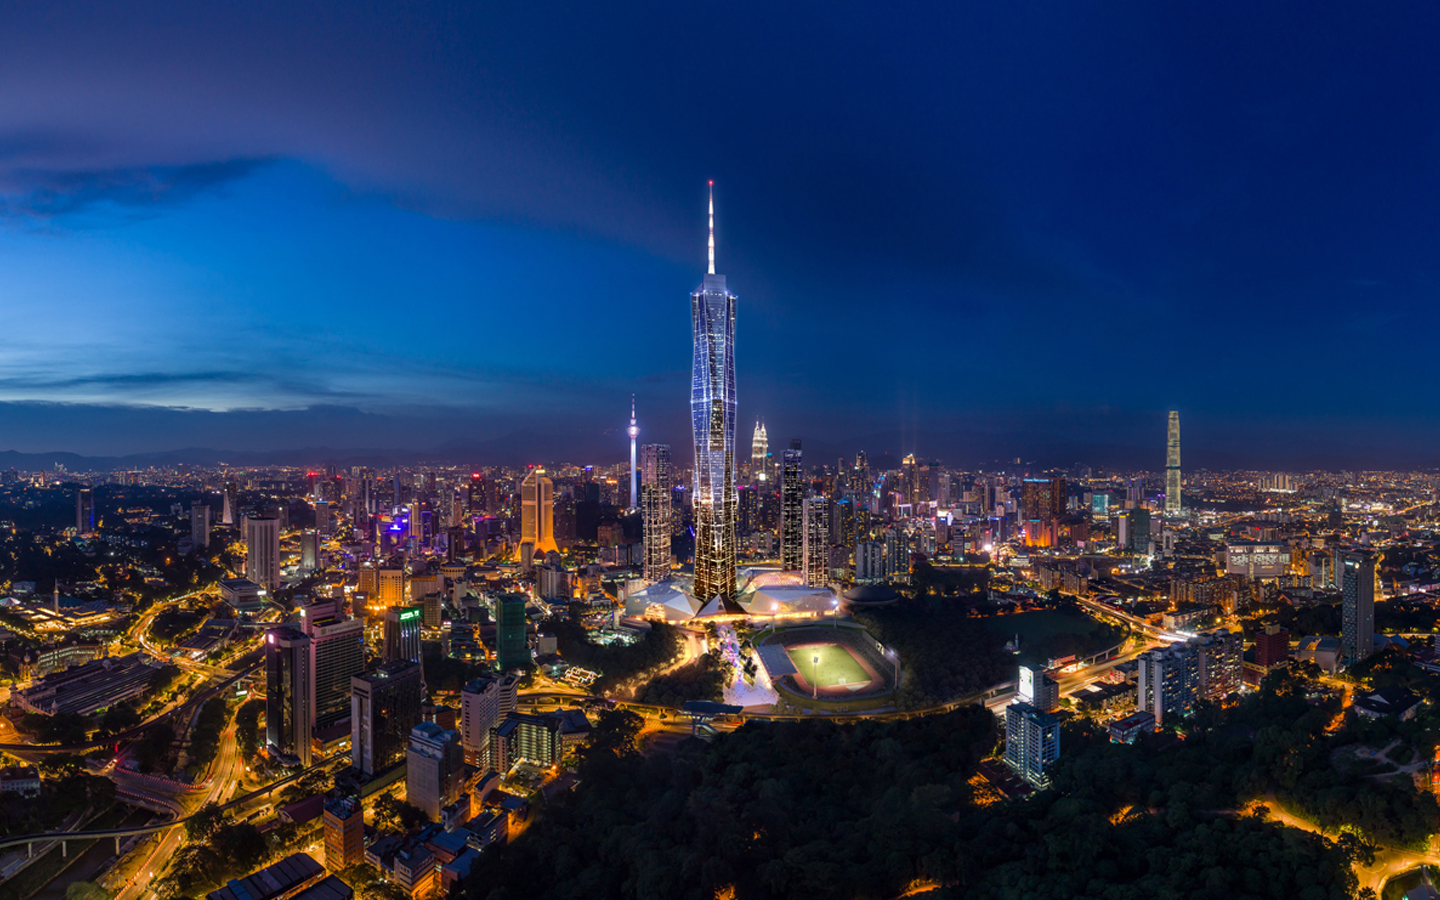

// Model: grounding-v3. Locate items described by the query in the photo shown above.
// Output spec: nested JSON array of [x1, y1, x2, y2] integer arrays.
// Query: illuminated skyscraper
[[691, 182, 738, 604], [303, 608, 365, 731], [1338, 548, 1376, 664], [901, 454, 919, 508], [641, 443, 672, 582], [495, 593, 530, 671], [190, 503, 210, 549], [750, 420, 769, 486], [1165, 411, 1181, 514], [383, 605, 423, 668], [519, 468, 558, 554], [76, 488, 94, 533], [245, 516, 281, 590], [351, 659, 423, 778], [406, 722, 464, 820], [802, 495, 829, 587], [627, 396, 640, 510], [265, 626, 313, 766], [781, 441, 804, 571]]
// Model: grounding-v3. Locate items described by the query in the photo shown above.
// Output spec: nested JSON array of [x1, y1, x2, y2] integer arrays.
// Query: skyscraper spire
[[692, 180, 738, 604]]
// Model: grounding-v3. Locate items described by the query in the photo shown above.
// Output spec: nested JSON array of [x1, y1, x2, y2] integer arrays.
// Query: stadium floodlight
[[812, 654, 820, 699]]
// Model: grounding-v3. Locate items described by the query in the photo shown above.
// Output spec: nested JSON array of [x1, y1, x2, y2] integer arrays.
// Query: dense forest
[[635, 651, 728, 707], [853, 599, 1015, 709], [459, 664, 1431, 900]]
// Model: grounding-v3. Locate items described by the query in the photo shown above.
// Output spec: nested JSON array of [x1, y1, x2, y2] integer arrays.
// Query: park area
[[982, 607, 1126, 664]]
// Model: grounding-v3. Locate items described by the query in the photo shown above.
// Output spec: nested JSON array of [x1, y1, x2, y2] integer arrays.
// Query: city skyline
[[8, 8, 1440, 900], [2, 5, 1440, 465]]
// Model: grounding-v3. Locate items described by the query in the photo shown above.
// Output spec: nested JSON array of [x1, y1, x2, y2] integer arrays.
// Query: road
[[1254, 793, 1440, 894], [128, 588, 239, 679], [0, 657, 262, 755], [110, 722, 244, 900]]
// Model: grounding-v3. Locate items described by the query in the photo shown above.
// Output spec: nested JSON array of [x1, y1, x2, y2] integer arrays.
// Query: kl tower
[[628, 395, 639, 510]]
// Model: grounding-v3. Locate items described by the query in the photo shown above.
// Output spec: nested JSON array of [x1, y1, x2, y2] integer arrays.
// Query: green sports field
[[786, 642, 872, 689]]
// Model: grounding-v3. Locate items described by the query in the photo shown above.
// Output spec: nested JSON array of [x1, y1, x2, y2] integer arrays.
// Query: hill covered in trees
[[460, 679, 1371, 900]]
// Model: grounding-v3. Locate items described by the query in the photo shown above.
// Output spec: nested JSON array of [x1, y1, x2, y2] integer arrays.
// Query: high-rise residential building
[[1137, 643, 1199, 726], [302, 611, 365, 731], [1338, 548, 1376, 665], [781, 441, 805, 571], [382, 606, 423, 666], [76, 488, 94, 533], [640, 443, 672, 583], [884, 529, 911, 581], [190, 503, 210, 549], [1020, 477, 1067, 522], [1004, 701, 1060, 789], [461, 671, 519, 767], [802, 496, 829, 587], [406, 722, 465, 820], [323, 795, 364, 872], [520, 468, 558, 554], [245, 516, 281, 591], [265, 627, 313, 766], [495, 594, 530, 671], [1192, 629, 1242, 700], [1165, 411, 1181, 515], [830, 497, 856, 556], [691, 183, 739, 605], [854, 541, 885, 584], [351, 659, 424, 778], [750, 420, 769, 486], [627, 396, 640, 510], [1017, 664, 1060, 714]]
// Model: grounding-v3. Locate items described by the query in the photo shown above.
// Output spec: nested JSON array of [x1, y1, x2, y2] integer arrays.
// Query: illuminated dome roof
[[739, 584, 838, 616]]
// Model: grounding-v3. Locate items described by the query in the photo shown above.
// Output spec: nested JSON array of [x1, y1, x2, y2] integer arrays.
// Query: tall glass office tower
[[692, 183, 738, 603], [1165, 410, 1181, 514]]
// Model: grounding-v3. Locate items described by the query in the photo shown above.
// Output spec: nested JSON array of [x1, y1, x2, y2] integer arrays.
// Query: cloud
[[0, 369, 371, 406], [0, 159, 268, 220]]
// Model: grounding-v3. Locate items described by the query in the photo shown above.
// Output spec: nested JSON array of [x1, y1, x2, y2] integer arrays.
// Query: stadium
[[755, 623, 899, 707]]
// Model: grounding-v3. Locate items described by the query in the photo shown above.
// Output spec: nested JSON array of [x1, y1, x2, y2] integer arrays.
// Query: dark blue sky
[[1, 2, 1437, 467]]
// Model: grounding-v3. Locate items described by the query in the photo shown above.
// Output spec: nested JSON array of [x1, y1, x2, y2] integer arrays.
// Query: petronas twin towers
[[691, 183, 739, 603]]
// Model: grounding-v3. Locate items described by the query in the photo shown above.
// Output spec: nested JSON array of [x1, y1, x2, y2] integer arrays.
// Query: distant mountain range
[[0, 426, 1425, 473]]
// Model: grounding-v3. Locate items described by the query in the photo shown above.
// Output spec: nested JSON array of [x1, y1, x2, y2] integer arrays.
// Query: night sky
[[2, 3, 1438, 468]]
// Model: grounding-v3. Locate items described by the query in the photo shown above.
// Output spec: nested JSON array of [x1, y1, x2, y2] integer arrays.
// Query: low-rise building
[[206, 852, 325, 900], [14, 652, 159, 717], [1108, 710, 1157, 744], [1353, 686, 1421, 721], [0, 766, 41, 797], [220, 578, 268, 614]]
